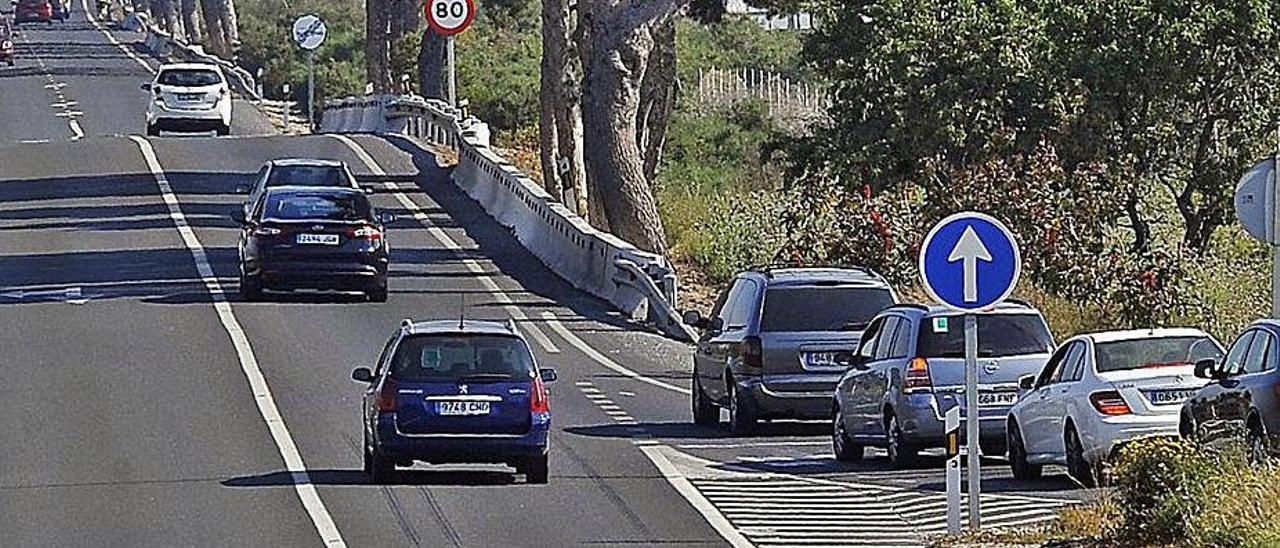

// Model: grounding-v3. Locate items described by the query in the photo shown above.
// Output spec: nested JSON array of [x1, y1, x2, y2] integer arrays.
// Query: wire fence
[[694, 67, 829, 129]]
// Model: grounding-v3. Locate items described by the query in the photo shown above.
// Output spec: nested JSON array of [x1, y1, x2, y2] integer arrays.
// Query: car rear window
[[266, 166, 350, 188], [390, 335, 534, 382], [158, 69, 221, 87], [917, 314, 1054, 358], [263, 191, 371, 221], [760, 286, 895, 332], [1094, 336, 1219, 373]]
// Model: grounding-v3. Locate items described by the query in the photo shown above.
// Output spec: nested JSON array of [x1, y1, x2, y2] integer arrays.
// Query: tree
[[539, 0, 588, 217], [180, 0, 201, 43], [365, 0, 393, 91]]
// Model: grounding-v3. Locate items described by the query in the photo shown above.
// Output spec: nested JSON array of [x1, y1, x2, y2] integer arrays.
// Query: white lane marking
[[18, 139, 50, 144], [329, 134, 561, 354], [640, 446, 756, 548], [68, 120, 84, 140], [618, 390, 636, 397], [677, 441, 830, 450], [54, 110, 85, 118], [542, 311, 690, 395], [128, 136, 347, 548], [84, 0, 156, 74]]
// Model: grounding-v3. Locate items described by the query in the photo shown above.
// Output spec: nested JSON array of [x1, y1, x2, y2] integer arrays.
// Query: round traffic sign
[[918, 212, 1021, 312], [426, 0, 475, 36], [292, 14, 327, 51]]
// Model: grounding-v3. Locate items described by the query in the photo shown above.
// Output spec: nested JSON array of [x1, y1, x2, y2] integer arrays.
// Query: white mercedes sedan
[[1005, 328, 1224, 486]]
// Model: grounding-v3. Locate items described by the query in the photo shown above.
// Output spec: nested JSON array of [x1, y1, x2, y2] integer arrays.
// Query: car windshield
[[918, 314, 1054, 358], [390, 335, 535, 382], [157, 69, 221, 87], [760, 286, 895, 332], [262, 191, 371, 221], [1094, 336, 1221, 373], [266, 166, 351, 188]]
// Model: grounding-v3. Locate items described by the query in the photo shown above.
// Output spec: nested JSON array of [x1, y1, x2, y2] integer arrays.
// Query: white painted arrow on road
[[947, 226, 992, 303]]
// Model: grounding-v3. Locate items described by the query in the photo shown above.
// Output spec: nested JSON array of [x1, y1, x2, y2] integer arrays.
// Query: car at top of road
[[0, 17, 14, 67], [48, 0, 66, 20], [236, 185, 392, 302], [1006, 328, 1222, 486], [831, 302, 1055, 467], [142, 62, 233, 136], [239, 158, 363, 218], [12, 0, 51, 24], [351, 318, 558, 484], [1181, 320, 1280, 463], [684, 265, 898, 435]]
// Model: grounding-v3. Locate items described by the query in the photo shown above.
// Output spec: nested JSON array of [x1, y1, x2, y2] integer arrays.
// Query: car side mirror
[[539, 368, 557, 383], [1193, 358, 1217, 380], [1018, 374, 1037, 391], [682, 310, 706, 329], [140, 82, 151, 91], [351, 367, 374, 383], [378, 212, 396, 225]]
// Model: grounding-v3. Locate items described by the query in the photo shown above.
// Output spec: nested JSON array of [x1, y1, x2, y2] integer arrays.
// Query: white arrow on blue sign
[[919, 212, 1022, 312]]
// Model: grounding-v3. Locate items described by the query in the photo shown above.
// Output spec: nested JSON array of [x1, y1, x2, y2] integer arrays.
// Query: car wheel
[[145, 124, 159, 137], [365, 443, 394, 484], [885, 413, 917, 468], [1248, 421, 1269, 466], [691, 374, 719, 426], [1007, 420, 1042, 480], [832, 404, 864, 463], [1065, 425, 1095, 488], [366, 282, 388, 303], [727, 378, 757, 436], [6, 59, 12, 67], [521, 453, 549, 484], [239, 271, 262, 301], [216, 123, 230, 136]]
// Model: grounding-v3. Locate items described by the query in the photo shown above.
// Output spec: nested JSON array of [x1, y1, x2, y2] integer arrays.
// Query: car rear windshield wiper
[[457, 373, 517, 382], [840, 321, 870, 331]]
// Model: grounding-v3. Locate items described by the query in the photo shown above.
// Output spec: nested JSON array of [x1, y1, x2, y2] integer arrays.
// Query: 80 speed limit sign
[[426, 0, 475, 36]]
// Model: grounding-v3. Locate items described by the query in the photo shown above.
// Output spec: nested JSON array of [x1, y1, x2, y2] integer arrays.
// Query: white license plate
[[296, 233, 339, 245], [1147, 389, 1196, 405], [178, 93, 202, 101], [978, 392, 1018, 406], [436, 401, 491, 416]]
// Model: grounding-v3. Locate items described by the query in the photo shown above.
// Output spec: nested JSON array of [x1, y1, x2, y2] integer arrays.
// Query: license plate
[[802, 351, 852, 369], [178, 93, 202, 101], [1147, 389, 1197, 405], [978, 392, 1018, 406], [296, 233, 339, 245], [436, 401, 491, 416]]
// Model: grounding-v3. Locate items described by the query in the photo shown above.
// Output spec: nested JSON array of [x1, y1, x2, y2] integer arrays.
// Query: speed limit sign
[[426, 0, 475, 36]]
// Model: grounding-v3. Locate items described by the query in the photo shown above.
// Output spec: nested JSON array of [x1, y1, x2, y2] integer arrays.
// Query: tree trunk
[[180, 0, 200, 43], [198, 0, 225, 56], [152, 0, 182, 38], [365, 0, 393, 92], [418, 28, 446, 99], [540, 0, 570, 201], [579, 0, 687, 254], [637, 15, 676, 184], [215, 0, 237, 57]]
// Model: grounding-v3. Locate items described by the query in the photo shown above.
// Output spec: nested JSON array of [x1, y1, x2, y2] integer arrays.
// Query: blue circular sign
[[919, 212, 1021, 312]]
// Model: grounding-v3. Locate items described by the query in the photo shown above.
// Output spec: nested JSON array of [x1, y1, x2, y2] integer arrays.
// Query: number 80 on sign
[[426, 0, 475, 36]]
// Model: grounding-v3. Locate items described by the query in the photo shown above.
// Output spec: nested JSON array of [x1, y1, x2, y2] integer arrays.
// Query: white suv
[[143, 63, 233, 136]]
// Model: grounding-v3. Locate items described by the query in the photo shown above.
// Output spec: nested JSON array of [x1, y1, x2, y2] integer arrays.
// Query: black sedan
[[236, 186, 392, 302]]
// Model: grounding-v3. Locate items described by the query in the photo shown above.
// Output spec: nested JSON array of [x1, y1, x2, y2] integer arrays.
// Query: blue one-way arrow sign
[[919, 212, 1021, 311]]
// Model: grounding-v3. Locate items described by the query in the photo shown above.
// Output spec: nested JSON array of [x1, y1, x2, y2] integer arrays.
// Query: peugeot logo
[[459, 384, 469, 394], [982, 361, 1000, 374]]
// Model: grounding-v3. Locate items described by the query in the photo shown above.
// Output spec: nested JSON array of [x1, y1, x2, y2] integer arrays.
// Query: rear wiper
[[457, 373, 514, 382], [840, 321, 870, 331]]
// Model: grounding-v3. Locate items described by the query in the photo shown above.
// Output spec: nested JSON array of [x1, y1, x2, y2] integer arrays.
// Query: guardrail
[[129, 16, 261, 101], [321, 94, 695, 342]]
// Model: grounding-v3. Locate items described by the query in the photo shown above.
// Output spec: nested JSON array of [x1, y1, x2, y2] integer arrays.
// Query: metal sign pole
[[945, 406, 961, 535], [446, 35, 457, 108], [964, 313, 981, 531], [308, 49, 315, 131]]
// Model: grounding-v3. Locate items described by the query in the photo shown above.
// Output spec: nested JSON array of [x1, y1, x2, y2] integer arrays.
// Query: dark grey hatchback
[[683, 266, 897, 434]]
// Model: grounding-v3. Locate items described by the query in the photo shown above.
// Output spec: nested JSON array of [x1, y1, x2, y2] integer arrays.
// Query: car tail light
[[741, 336, 763, 369], [348, 225, 383, 241], [1090, 390, 1132, 416], [905, 357, 931, 393], [530, 376, 550, 414], [253, 226, 282, 237], [376, 377, 398, 412]]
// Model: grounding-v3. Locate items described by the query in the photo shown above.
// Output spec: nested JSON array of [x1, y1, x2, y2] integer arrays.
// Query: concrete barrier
[[321, 94, 691, 341]]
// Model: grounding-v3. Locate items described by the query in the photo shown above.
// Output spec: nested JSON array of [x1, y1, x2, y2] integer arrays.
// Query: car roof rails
[[400, 318, 414, 331], [505, 318, 518, 333]]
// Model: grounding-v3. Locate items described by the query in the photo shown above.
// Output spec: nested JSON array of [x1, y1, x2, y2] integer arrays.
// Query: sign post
[[944, 406, 962, 534], [426, 0, 476, 108], [919, 212, 1022, 534], [291, 14, 327, 129]]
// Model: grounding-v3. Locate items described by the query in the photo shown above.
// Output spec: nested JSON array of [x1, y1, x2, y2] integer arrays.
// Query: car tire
[[239, 272, 262, 301], [216, 123, 230, 136], [885, 413, 917, 468], [691, 375, 719, 426], [1248, 420, 1269, 465], [6, 59, 12, 67], [1007, 420, 1042, 480], [521, 453, 549, 484], [145, 124, 160, 137], [367, 283, 388, 303], [365, 443, 395, 484], [727, 378, 757, 436], [832, 404, 864, 462], [1065, 425, 1095, 488]]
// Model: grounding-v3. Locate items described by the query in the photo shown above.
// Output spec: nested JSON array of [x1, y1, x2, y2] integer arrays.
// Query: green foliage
[[237, 0, 367, 107], [676, 17, 806, 81]]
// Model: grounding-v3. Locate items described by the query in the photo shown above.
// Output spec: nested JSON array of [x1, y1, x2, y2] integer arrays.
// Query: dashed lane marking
[[68, 119, 84, 140], [129, 136, 347, 547], [330, 134, 562, 354]]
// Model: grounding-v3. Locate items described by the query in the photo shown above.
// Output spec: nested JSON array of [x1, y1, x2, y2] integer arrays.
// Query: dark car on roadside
[[49, 0, 67, 20], [683, 266, 898, 434], [351, 319, 558, 483], [831, 302, 1055, 467], [0, 18, 14, 66], [13, 0, 52, 24], [236, 186, 392, 302], [1181, 320, 1280, 462]]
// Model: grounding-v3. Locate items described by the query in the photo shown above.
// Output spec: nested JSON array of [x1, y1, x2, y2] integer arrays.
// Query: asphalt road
[[0, 6, 1091, 548]]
